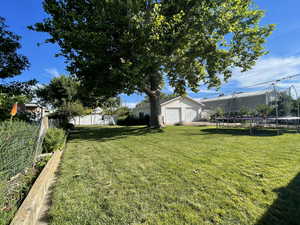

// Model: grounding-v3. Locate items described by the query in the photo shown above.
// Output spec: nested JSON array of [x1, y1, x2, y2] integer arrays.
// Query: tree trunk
[[143, 73, 163, 128], [148, 93, 162, 128]]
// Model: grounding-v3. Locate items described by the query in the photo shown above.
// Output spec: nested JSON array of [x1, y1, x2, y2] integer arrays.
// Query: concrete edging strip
[[10, 150, 63, 225]]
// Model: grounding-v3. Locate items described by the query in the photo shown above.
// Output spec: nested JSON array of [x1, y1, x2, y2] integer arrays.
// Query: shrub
[[256, 104, 274, 118], [0, 173, 7, 208], [42, 128, 66, 153], [117, 115, 149, 126], [65, 123, 75, 130]]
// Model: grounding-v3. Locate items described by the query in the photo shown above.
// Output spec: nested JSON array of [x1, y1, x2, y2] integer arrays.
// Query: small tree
[[50, 101, 87, 127], [256, 104, 273, 118], [37, 75, 79, 108], [239, 107, 251, 117], [276, 92, 293, 117], [291, 98, 300, 117], [101, 97, 121, 116], [215, 107, 225, 118], [37, 75, 87, 127]]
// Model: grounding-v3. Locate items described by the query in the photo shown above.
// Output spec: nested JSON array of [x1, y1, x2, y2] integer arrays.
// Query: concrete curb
[[10, 150, 63, 225]]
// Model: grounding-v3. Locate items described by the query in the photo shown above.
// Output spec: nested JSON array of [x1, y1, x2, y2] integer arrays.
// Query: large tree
[[0, 17, 29, 78], [31, 0, 274, 128]]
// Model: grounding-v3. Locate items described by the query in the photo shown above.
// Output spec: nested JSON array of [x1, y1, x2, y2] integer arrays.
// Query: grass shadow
[[256, 172, 300, 225], [68, 126, 164, 143], [199, 128, 281, 137]]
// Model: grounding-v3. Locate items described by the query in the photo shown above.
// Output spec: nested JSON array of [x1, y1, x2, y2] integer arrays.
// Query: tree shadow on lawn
[[68, 126, 164, 143], [256, 172, 300, 225], [198, 128, 282, 137]]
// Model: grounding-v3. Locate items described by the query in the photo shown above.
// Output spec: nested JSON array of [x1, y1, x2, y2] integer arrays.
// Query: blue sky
[[1, 0, 300, 107]]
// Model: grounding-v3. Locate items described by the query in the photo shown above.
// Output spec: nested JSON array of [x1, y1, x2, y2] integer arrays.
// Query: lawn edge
[[10, 150, 63, 225]]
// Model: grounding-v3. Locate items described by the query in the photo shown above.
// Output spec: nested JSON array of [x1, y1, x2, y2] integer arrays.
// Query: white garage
[[165, 107, 181, 124], [185, 108, 198, 122], [132, 96, 203, 125], [161, 96, 203, 125]]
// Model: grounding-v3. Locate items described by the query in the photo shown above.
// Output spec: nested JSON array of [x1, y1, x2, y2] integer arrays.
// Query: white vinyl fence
[[71, 114, 116, 126]]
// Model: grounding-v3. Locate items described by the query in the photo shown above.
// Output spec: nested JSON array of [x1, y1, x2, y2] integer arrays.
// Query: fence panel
[[0, 118, 47, 179]]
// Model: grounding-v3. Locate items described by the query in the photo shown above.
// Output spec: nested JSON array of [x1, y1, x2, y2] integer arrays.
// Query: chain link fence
[[0, 118, 48, 179]]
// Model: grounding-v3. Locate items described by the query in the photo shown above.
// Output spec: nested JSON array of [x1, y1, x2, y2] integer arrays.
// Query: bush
[[117, 115, 150, 126], [42, 128, 66, 153], [65, 123, 75, 130]]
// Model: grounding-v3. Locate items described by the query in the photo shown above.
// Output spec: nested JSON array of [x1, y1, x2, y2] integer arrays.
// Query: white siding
[[199, 91, 272, 113], [161, 97, 202, 125], [132, 96, 203, 125], [165, 108, 181, 124], [185, 108, 198, 122]]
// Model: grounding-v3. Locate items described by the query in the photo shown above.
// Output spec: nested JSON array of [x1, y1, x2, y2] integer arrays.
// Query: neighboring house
[[71, 107, 116, 126], [198, 90, 276, 117], [132, 96, 204, 125], [18, 103, 48, 119]]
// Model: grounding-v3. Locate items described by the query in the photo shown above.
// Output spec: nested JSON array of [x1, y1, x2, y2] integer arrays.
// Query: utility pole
[[272, 83, 279, 134]]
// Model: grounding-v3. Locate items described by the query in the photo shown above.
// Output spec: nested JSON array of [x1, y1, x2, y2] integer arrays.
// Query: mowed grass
[[49, 126, 300, 225]]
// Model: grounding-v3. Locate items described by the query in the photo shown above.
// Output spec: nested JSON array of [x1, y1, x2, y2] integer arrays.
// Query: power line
[[198, 73, 300, 97], [243, 73, 300, 89]]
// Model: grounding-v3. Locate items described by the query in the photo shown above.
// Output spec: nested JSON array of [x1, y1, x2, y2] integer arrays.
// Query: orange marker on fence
[[10, 103, 18, 121]]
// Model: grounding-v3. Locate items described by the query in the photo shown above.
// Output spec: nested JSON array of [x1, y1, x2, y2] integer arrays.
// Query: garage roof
[[160, 96, 204, 106]]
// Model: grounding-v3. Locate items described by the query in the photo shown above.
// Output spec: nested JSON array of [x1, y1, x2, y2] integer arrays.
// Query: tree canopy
[[37, 75, 89, 127], [31, 0, 274, 127], [36, 75, 79, 108], [0, 17, 29, 78], [136, 92, 178, 107], [100, 97, 121, 115]]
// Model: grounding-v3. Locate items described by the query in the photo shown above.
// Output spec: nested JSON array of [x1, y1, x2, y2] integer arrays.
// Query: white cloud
[[194, 89, 217, 94], [231, 57, 300, 88], [45, 68, 60, 78]]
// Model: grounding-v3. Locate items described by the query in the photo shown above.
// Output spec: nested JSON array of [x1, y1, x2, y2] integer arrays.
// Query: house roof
[[160, 96, 204, 106], [198, 90, 271, 103], [93, 107, 103, 114], [25, 103, 43, 107]]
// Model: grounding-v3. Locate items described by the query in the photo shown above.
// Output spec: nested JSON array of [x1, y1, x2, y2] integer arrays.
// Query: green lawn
[[49, 126, 300, 225]]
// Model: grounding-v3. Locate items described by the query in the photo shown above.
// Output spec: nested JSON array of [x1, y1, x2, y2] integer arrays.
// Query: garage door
[[185, 108, 198, 122], [166, 108, 181, 124]]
